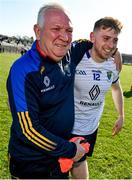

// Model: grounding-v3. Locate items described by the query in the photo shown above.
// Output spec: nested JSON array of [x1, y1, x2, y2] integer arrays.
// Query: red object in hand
[[58, 137, 90, 173]]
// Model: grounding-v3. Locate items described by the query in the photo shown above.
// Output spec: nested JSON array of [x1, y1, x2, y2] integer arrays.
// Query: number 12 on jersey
[[93, 73, 100, 81]]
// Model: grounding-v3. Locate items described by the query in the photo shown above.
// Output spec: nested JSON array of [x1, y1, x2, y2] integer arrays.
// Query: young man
[[71, 17, 124, 179]]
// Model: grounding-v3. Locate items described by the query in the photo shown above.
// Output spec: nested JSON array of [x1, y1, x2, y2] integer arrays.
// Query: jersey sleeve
[[112, 75, 119, 84], [71, 39, 93, 66], [6, 60, 76, 159], [112, 64, 119, 84]]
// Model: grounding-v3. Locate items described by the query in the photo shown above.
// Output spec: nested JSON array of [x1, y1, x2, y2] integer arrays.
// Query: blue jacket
[[7, 40, 92, 161]]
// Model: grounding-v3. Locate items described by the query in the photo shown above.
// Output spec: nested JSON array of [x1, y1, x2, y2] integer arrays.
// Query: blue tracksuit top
[[7, 40, 92, 161]]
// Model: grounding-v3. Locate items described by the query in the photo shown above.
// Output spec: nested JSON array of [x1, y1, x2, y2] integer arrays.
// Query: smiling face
[[90, 27, 119, 61], [34, 9, 73, 62]]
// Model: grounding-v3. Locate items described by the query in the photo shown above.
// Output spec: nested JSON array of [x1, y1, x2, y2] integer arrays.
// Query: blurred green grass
[[0, 53, 132, 179]]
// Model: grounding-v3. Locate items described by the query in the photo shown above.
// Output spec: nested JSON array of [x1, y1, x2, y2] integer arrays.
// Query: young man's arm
[[111, 80, 124, 136]]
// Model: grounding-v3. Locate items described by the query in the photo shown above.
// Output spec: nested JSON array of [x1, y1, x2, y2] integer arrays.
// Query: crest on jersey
[[107, 71, 112, 81], [40, 66, 45, 74]]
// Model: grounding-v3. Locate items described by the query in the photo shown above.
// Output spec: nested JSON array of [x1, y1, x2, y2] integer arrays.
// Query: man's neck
[[89, 49, 106, 63], [36, 40, 46, 58]]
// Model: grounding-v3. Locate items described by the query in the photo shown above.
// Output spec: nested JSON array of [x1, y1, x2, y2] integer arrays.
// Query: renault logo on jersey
[[43, 76, 50, 87], [41, 76, 55, 93], [89, 85, 100, 100]]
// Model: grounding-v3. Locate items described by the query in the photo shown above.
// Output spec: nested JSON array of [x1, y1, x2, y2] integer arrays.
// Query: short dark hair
[[93, 17, 123, 33]]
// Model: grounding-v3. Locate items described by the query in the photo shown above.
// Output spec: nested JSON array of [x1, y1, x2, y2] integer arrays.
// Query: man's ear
[[90, 32, 95, 43], [34, 24, 41, 40]]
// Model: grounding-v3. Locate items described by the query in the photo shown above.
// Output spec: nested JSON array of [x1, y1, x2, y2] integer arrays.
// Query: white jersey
[[72, 52, 119, 135]]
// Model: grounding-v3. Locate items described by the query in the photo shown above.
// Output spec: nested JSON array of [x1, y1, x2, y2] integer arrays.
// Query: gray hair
[[37, 3, 66, 28]]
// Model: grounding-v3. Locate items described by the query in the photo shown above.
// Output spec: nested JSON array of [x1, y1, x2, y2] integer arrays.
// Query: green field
[[0, 53, 132, 179]]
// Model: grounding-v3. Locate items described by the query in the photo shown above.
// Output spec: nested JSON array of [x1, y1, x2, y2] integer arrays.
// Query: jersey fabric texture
[[7, 40, 92, 163], [72, 51, 119, 135]]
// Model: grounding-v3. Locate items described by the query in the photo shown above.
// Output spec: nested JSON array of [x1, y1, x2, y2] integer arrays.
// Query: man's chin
[[50, 55, 64, 62], [50, 50, 68, 61], [103, 54, 111, 59], [55, 53, 67, 59]]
